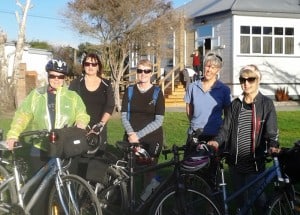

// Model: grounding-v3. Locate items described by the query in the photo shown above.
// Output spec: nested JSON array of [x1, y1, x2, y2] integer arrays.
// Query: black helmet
[[46, 59, 68, 75]]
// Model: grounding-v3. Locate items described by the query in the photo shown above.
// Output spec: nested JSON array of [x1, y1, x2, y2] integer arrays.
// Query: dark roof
[[179, 0, 300, 18]]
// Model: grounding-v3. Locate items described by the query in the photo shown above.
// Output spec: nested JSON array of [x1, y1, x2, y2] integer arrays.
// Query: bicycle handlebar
[[19, 129, 49, 138]]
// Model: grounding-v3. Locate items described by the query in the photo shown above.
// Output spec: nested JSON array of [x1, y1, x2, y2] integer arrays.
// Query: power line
[[0, 10, 63, 21]]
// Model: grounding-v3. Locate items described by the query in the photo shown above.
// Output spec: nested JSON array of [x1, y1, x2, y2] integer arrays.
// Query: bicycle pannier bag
[[48, 127, 88, 158], [280, 141, 300, 183]]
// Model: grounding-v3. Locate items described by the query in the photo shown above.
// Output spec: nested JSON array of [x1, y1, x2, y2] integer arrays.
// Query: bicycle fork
[[13, 157, 24, 208], [174, 171, 190, 215], [219, 167, 229, 215], [54, 159, 79, 215]]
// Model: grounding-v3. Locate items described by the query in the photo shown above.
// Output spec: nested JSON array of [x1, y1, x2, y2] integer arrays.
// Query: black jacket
[[214, 92, 279, 172]]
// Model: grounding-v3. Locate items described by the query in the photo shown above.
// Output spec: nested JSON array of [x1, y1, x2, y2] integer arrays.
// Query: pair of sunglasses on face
[[137, 69, 152, 74], [48, 74, 65, 79], [84, 62, 98, 67], [239, 77, 257, 84]]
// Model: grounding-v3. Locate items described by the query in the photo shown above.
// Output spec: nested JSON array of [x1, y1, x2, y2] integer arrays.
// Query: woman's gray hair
[[203, 52, 223, 68]]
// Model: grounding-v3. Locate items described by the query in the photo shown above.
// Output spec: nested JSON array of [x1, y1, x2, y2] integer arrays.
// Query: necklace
[[137, 84, 152, 93]]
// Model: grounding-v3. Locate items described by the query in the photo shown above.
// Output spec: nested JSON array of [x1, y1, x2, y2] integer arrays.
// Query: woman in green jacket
[[6, 58, 90, 215]]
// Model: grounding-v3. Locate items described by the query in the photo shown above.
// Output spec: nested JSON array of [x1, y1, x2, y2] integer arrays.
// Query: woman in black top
[[208, 64, 279, 214], [69, 52, 115, 176], [121, 59, 165, 184]]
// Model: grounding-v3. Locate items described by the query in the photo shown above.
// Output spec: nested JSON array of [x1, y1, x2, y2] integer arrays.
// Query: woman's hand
[[6, 138, 17, 150], [128, 132, 139, 143], [207, 140, 219, 151], [269, 147, 281, 154]]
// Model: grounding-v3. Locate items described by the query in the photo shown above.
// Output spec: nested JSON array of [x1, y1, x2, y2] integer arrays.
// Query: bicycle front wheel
[[267, 192, 295, 215], [149, 185, 221, 215], [0, 164, 18, 213], [48, 174, 102, 215]]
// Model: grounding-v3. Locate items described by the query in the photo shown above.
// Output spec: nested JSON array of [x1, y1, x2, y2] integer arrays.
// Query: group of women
[[5, 50, 279, 214]]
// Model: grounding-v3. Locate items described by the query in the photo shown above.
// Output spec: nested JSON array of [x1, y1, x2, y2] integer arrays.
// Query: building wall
[[5, 43, 52, 87], [232, 15, 300, 98], [189, 13, 234, 88]]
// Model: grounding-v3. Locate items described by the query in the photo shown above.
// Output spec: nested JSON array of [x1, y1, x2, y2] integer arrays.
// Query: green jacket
[[7, 85, 90, 150]]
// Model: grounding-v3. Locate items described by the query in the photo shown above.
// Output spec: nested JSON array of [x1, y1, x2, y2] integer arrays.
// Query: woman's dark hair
[[82, 52, 103, 77]]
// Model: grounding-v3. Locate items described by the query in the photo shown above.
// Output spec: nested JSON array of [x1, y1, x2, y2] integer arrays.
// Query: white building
[[180, 0, 300, 99], [5, 42, 53, 86]]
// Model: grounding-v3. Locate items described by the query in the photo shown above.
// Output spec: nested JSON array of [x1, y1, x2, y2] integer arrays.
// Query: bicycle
[[94, 141, 220, 215], [190, 141, 300, 215], [0, 129, 102, 215]]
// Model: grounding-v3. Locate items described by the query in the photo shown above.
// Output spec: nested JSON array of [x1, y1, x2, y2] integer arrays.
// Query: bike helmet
[[182, 143, 210, 172], [45, 59, 68, 75], [181, 155, 210, 172], [134, 147, 152, 165]]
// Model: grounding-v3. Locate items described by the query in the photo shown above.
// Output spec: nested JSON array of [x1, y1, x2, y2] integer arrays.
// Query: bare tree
[[64, 0, 179, 111], [0, 30, 12, 112], [0, 0, 32, 113]]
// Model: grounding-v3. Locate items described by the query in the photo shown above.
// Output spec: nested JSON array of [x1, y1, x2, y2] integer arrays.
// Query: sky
[[0, 0, 187, 48]]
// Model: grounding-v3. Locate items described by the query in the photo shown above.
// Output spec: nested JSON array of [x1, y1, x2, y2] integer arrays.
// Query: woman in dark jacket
[[208, 64, 279, 215]]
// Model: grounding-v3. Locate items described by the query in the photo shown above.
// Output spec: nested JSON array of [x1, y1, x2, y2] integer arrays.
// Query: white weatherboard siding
[[232, 16, 300, 98], [5, 43, 52, 86]]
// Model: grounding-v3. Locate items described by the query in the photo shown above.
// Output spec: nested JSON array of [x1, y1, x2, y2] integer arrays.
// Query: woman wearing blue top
[[184, 52, 231, 142], [184, 52, 231, 186]]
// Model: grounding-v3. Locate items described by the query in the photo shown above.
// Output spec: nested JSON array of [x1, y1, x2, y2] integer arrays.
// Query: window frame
[[239, 25, 294, 55]]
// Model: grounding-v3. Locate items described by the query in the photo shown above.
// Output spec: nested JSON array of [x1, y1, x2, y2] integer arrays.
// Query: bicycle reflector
[[49, 131, 58, 144]]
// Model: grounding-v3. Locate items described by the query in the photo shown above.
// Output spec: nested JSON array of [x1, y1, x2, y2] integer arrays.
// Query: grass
[[107, 111, 300, 151], [1, 111, 299, 153]]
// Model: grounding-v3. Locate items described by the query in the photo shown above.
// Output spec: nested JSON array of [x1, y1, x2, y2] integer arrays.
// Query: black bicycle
[[94, 141, 220, 215]]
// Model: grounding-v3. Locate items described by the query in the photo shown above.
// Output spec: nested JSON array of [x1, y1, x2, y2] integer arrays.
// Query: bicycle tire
[[96, 166, 128, 215], [295, 190, 300, 212], [48, 174, 102, 215], [149, 185, 221, 215], [0, 165, 18, 214], [180, 172, 212, 194], [267, 192, 295, 215]]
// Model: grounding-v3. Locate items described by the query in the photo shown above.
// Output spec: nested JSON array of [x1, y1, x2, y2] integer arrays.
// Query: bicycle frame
[[108, 143, 188, 215], [0, 151, 71, 214], [21, 157, 58, 213], [216, 156, 292, 215]]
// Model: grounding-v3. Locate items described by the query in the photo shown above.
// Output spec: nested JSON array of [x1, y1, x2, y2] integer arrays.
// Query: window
[[263, 27, 272, 54], [240, 25, 294, 55]]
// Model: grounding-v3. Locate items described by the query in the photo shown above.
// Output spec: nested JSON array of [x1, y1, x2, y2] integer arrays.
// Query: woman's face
[[136, 64, 152, 84], [48, 71, 64, 89], [239, 73, 260, 95], [84, 57, 99, 76], [203, 60, 220, 81]]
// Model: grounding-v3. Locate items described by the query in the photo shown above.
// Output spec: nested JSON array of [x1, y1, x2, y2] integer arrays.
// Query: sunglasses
[[239, 77, 257, 84], [137, 69, 152, 74], [84, 62, 98, 67], [48, 74, 65, 79], [207, 53, 223, 62]]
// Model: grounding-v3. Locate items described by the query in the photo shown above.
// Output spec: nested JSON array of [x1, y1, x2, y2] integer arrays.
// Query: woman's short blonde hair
[[239, 64, 262, 80], [137, 59, 153, 68]]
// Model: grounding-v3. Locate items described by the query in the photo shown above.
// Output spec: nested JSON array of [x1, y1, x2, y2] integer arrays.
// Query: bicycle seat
[[116, 141, 139, 153]]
